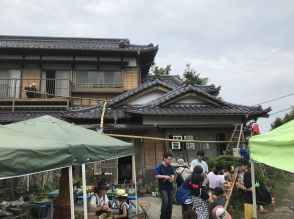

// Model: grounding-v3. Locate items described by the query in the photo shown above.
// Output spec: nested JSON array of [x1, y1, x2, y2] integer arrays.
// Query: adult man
[[155, 153, 175, 219], [89, 181, 111, 217], [190, 150, 208, 174], [25, 82, 37, 98], [236, 159, 253, 219]]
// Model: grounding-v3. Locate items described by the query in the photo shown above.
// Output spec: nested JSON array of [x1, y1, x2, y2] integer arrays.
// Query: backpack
[[176, 168, 185, 187], [176, 183, 191, 204]]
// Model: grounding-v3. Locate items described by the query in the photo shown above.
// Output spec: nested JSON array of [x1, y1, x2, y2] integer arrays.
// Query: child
[[113, 189, 129, 219]]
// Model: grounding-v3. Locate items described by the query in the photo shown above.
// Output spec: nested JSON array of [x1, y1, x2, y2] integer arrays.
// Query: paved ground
[[259, 182, 294, 219], [131, 195, 181, 219]]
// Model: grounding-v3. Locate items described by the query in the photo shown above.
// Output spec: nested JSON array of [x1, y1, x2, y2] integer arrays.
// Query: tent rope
[[107, 134, 246, 144]]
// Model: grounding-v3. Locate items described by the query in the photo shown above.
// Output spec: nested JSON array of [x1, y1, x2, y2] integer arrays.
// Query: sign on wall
[[184, 135, 195, 150], [170, 135, 183, 151]]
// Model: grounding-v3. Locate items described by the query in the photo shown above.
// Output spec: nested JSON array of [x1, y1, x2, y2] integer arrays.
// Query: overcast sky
[[1, 0, 293, 132]]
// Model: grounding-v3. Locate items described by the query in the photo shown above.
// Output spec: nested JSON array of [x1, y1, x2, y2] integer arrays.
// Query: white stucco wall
[[172, 96, 207, 104], [128, 90, 166, 105]]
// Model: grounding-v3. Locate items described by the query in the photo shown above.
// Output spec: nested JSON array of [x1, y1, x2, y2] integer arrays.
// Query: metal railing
[[0, 78, 70, 99], [72, 83, 123, 89]]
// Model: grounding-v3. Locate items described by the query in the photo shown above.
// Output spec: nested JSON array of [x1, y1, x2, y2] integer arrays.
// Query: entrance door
[[46, 71, 56, 97], [118, 156, 132, 184], [217, 133, 226, 155]]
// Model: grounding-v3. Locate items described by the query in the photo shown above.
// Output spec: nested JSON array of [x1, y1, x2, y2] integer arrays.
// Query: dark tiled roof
[[126, 105, 270, 116], [63, 83, 271, 120], [0, 35, 156, 52], [108, 79, 175, 107], [142, 75, 184, 88], [0, 112, 62, 124], [142, 75, 220, 95], [64, 106, 126, 120], [143, 84, 225, 108]]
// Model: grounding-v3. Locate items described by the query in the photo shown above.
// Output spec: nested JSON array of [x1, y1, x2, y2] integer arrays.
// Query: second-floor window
[[74, 70, 122, 88]]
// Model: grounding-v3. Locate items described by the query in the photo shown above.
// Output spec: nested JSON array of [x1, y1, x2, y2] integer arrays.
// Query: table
[[47, 189, 92, 200]]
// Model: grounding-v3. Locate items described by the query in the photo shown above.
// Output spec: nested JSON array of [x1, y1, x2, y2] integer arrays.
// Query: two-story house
[[0, 35, 157, 122]]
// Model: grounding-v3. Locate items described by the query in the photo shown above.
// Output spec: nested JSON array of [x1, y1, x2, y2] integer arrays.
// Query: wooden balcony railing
[[0, 79, 108, 111], [0, 78, 70, 99], [72, 83, 123, 89]]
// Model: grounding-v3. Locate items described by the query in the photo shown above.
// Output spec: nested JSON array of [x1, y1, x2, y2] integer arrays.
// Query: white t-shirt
[[190, 159, 209, 174], [207, 171, 225, 189], [89, 194, 109, 216]]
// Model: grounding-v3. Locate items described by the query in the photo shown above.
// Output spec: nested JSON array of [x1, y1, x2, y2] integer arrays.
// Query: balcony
[[71, 82, 124, 93], [0, 79, 70, 111]]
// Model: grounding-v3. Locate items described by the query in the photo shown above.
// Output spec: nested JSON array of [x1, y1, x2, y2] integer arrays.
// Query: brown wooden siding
[[143, 131, 165, 170], [21, 69, 41, 98], [123, 68, 139, 91]]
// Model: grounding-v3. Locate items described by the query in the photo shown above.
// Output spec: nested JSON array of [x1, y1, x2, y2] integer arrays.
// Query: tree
[[182, 64, 208, 85], [150, 64, 171, 76], [271, 107, 294, 130]]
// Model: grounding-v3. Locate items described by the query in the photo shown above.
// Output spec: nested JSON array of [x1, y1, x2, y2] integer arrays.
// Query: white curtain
[[9, 69, 21, 98], [41, 71, 47, 94], [55, 70, 70, 97], [0, 70, 9, 97]]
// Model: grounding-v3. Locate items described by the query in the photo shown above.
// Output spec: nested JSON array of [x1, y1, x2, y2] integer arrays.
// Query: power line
[[269, 107, 293, 116], [256, 92, 294, 105]]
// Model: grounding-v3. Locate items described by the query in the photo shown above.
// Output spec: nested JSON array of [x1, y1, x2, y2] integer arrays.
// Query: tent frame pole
[[69, 166, 75, 219], [82, 164, 88, 219], [132, 155, 138, 215], [250, 160, 257, 218]]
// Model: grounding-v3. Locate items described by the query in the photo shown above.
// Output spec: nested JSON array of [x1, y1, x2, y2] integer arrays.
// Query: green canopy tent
[[7, 115, 133, 164], [0, 126, 72, 179], [249, 119, 294, 173], [248, 119, 294, 218], [7, 115, 134, 219]]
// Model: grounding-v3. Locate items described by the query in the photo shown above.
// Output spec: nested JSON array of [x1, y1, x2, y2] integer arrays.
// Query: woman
[[207, 163, 226, 191], [176, 159, 192, 187], [190, 173, 211, 219], [89, 181, 111, 217]]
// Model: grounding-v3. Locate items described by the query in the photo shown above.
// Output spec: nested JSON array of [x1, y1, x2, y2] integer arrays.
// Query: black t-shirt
[[243, 171, 253, 204], [155, 163, 174, 191], [190, 186, 210, 200]]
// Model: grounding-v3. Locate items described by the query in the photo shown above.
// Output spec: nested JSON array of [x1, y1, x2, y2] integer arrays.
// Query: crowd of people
[[155, 150, 272, 219]]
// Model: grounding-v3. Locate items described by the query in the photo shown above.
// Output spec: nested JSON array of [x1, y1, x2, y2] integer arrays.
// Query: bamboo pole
[[107, 134, 246, 144], [22, 90, 106, 102], [100, 101, 108, 129], [224, 168, 238, 210]]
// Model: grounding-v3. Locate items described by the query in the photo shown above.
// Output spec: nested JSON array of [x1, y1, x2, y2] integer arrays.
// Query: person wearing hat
[[211, 205, 232, 219], [112, 189, 129, 219], [89, 181, 111, 217], [176, 158, 192, 188]]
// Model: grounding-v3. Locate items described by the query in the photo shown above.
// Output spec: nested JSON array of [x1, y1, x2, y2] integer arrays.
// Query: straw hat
[[212, 205, 232, 219], [116, 189, 128, 197]]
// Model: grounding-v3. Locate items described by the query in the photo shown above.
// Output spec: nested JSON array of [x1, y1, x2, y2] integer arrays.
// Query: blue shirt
[[190, 159, 208, 174], [155, 163, 174, 191]]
